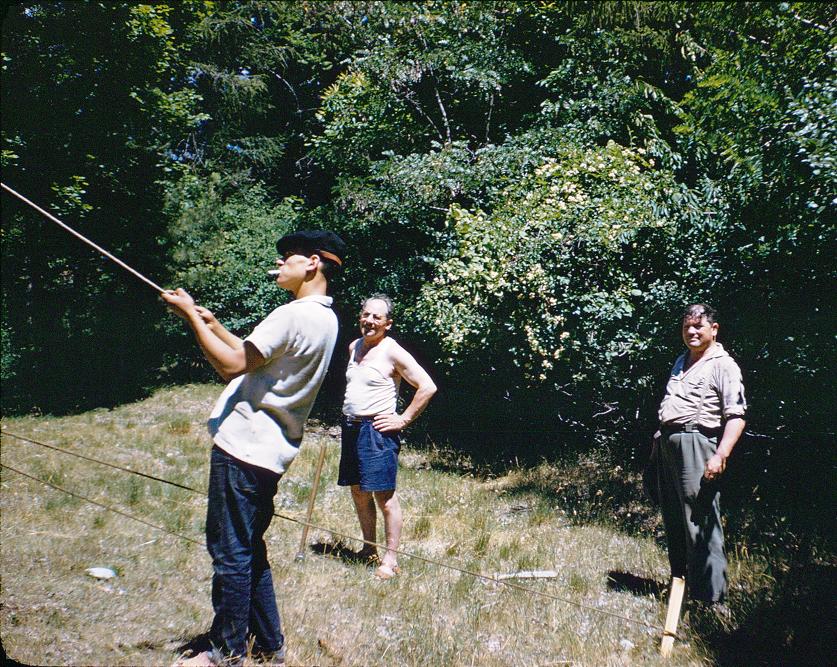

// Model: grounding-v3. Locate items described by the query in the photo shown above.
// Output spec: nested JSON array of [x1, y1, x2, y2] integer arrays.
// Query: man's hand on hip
[[373, 413, 408, 433]]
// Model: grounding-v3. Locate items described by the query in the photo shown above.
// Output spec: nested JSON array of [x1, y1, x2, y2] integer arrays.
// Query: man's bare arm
[[704, 416, 746, 479], [373, 345, 437, 433], [162, 289, 265, 382], [195, 306, 244, 349]]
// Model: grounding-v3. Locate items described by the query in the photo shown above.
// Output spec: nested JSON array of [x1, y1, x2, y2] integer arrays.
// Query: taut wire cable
[[0, 182, 166, 294], [0, 462, 203, 546], [1, 429, 668, 633], [3, 430, 198, 492]]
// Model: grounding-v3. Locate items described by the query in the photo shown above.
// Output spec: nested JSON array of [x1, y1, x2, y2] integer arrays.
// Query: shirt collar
[[293, 294, 333, 307], [703, 342, 727, 359]]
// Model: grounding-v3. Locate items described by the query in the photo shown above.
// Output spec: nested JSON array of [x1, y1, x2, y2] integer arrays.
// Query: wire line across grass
[[1, 428, 668, 635]]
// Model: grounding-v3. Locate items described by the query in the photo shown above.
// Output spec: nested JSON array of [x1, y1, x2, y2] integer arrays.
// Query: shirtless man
[[338, 294, 437, 579]]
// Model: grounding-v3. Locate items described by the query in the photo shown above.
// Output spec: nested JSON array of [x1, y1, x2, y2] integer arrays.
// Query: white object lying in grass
[[86, 567, 116, 579], [494, 570, 558, 580]]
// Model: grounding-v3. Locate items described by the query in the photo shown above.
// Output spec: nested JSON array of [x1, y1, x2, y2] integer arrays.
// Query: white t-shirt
[[208, 295, 338, 475]]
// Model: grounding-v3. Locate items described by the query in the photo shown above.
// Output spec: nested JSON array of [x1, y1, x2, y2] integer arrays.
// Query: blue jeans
[[206, 446, 284, 662]]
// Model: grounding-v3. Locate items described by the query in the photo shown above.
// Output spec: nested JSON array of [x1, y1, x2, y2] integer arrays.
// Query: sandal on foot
[[375, 563, 401, 579], [358, 549, 379, 565]]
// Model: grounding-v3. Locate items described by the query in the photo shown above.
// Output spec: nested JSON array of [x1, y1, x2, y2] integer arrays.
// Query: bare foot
[[375, 563, 400, 579], [171, 650, 215, 667]]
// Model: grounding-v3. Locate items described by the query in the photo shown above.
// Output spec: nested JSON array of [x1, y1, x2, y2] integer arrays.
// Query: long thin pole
[[1, 182, 165, 294], [295, 441, 328, 561]]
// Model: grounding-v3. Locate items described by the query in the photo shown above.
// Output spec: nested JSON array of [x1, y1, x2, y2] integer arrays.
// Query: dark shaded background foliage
[[2, 0, 834, 580]]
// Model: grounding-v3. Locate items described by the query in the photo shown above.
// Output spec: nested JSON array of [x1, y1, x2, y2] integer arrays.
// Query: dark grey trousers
[[658, 430, 728, 602]]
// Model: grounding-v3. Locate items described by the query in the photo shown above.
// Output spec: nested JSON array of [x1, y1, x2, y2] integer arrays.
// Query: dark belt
[[344, 415, 376, 424], [660, 423, 723, 438]]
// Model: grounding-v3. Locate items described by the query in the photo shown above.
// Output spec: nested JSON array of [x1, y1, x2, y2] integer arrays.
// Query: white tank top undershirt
[[342, 337, 401, 416]]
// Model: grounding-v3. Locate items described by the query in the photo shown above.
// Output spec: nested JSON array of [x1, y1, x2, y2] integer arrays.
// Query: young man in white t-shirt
[[163, 230, 345, 667]]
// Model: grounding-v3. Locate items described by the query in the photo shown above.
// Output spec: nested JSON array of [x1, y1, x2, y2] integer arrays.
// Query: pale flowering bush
[[411, 141, 700, 421]]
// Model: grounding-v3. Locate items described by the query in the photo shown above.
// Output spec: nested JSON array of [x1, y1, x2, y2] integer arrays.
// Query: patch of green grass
[[451, 570, 479, 602], [514, 552, 540, 572], [43, 467, 67, 487], [286, 478, 313, 504], [497, 538, 521, 562], [45, 609, 64, 628], [528, 498, 553, 526], [124, 476, 144, 505], [166, 416, 192, 435], [474, 531, 491, 557], [567, 570, 590, 595], [410, 515, 431, 539], [45, 492, 80, 512]]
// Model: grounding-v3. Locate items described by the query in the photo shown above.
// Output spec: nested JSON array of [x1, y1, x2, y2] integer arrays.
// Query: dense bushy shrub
[[407, 140, 710, 447]]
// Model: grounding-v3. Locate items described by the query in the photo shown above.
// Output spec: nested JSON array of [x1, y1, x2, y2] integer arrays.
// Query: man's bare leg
[[350, 485, 378, 558], [374, 490, 402, 572]]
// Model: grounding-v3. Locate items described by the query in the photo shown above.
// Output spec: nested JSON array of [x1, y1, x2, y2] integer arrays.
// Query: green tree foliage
[[157, 171, 302, 381], [311, 1, 537, 162], [670, 2, 836, 439], [183, 1, 325, 181], [164, 173, 299, 333], [1, 2, 205, 411], [411, 141, 700, 429], [309, 2, 555, 321]]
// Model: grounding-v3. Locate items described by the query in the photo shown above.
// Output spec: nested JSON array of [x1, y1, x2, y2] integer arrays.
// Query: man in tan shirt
[[654, 303, 747, 603]]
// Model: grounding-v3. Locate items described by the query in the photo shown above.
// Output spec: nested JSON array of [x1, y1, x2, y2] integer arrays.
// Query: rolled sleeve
[[715, 358, 747, 419], [245, 309, 293, 360]]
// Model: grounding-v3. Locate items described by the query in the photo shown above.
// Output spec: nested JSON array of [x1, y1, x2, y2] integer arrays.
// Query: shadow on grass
[[469, 445, 664, 538], [309, 539, 377, 567], [700, 561, 837, 667], [607, 570, 666, 598], [1, 641, 26, 667], [172, 632, 212, 660]]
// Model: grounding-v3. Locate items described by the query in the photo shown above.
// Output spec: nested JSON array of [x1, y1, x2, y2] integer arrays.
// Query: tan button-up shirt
[[658, 343, 747, 429]]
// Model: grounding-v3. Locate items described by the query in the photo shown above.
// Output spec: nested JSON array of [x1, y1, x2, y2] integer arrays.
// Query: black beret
[[276, 230, 346, 266]]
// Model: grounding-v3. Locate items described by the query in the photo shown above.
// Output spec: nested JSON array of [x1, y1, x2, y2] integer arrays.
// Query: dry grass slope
[[3, 384, 723, 666]]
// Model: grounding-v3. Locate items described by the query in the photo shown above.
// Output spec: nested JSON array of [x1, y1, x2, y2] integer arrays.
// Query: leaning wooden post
[[295, 441, 328, 562], [660, 576, 686, 657]]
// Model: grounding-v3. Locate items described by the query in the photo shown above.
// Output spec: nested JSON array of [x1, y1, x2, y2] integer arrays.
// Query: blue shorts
[[338, 417, 400, 492]]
